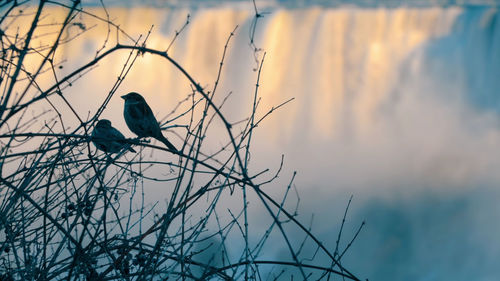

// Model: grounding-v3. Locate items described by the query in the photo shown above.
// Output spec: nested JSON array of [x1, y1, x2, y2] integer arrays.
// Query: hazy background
[[22, 0, 500, 279]]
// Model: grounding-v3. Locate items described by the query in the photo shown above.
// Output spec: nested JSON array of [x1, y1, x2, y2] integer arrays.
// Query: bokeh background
[[18, 0, 500, 279]]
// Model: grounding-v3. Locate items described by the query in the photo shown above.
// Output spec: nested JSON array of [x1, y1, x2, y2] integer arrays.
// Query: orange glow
[[10, 6, 463, 141]]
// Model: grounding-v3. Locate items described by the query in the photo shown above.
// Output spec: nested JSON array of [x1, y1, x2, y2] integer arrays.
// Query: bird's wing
[[126, 100, 149, 118], [144, 102, 158, 122], [109, 127, 126, 140], [141, 101, 163, 135]]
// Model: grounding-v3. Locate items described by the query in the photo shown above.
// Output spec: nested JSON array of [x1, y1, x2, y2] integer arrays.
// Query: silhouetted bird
[[92, 119, 136, 153], [121, 92, 178, 152]]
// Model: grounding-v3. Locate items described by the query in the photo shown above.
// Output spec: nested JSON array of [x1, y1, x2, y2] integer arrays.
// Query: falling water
[[15, 3, 500, 280]]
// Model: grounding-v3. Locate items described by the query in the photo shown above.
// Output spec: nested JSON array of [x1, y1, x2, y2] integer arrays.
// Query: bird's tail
[[157, 135, 178, 153]]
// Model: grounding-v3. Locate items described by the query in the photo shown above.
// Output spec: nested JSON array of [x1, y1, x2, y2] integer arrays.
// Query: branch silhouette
[[0, 1, 364, 280]]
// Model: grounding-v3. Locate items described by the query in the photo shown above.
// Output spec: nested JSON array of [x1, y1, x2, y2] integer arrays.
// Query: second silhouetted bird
[[92, 119, 136, 153], [121, 92, 178, 153]]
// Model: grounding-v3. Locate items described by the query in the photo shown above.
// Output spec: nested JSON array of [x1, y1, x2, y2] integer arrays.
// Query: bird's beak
[[121, 95, 126, 100]]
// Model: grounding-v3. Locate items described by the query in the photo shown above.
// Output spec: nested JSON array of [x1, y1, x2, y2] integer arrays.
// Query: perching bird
[[92, 119, 136, 153], [121, 92, 178, 152]]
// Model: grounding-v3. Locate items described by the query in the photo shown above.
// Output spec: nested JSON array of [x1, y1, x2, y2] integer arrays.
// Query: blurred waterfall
[[51, 5, 500, 280], [69, 6, 499, 141]]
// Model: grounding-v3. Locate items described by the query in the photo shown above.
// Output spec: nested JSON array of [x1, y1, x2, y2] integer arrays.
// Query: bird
[[121, 92, 178, 152], [91, 119, 136, 154]]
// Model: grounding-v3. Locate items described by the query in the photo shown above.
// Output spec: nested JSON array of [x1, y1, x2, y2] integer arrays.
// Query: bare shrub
[[0, 1, 363, 280]]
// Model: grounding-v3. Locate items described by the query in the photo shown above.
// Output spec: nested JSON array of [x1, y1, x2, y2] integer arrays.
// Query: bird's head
[[121, 92, 145, 103], [96, 119, 112, 128]]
